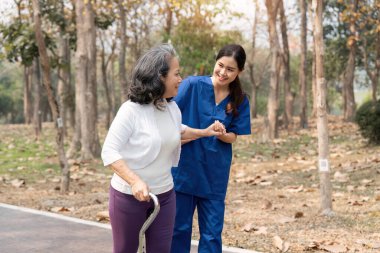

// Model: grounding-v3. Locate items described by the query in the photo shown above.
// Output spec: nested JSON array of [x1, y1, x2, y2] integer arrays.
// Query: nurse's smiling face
[[212, 56, 241, 87], [162, 57, 182, 98]]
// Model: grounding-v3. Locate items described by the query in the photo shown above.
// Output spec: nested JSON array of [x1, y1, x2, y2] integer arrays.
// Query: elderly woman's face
[[162, 57, 182, 98]]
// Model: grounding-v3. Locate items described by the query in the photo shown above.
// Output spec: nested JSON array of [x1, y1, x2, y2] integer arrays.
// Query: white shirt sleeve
[[181, 124, 187, 134], [101, 102, 135, 166]]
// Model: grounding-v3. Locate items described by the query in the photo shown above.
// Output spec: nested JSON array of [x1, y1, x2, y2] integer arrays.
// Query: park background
[[0, 0, 380, 252]]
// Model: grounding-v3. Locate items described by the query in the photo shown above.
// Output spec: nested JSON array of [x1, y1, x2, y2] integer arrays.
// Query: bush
[[355, 99, 380, 145]]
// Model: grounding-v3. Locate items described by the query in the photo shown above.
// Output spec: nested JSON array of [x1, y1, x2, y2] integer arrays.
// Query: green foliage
[[167, 0, 242, 77], [171, 18, 242, 76], [0, 61, 24, 123], [0, 22, 39, 66], [0, 94, 13, 117], [95, 13, 115, 30], [355, 99, 380, 145], [0, 21, 57, 66]]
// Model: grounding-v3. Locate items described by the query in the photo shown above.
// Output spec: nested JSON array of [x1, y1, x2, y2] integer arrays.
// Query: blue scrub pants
[[171, 191, 225, 253]]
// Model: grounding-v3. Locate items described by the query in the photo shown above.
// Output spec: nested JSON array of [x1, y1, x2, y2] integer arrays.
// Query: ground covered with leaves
[[0, 116, 380, 252]]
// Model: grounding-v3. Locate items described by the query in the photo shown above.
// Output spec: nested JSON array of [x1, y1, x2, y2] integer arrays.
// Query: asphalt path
[[0, 203, 259, 253]]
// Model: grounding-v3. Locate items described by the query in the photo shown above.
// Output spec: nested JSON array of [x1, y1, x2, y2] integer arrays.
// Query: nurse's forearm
[[217, 132, 237, 143]]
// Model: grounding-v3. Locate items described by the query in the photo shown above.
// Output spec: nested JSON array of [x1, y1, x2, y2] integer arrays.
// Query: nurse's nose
[[220, 68, 226, 76]]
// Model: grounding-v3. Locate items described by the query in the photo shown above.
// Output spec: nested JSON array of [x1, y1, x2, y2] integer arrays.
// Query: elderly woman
[[101, 44, 225, 253]]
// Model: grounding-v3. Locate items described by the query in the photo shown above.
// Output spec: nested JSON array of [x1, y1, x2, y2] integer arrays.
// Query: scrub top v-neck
[[172, 76, 251, 200]]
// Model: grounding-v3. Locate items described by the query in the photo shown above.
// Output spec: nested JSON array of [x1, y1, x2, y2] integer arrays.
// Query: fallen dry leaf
[[254, 226, 268, 235], [241, 222, 255, 232], [320, 244, 347, 253], [305, 241, 320, 250], [294, 211, 304, 218], [50, 206, 72, 212], [285, 185, 304, 193], [348, 200, 363, 206], [333, 171, 349, 183], [278, 216, 296, 223], [11, 179, 25, 188], [361, 179, 374, 185], [356, 239, 380, 249], [96, 211, 110, 222], [262, 200, 272, 210], [273, 235, 290, 252], [259, 181, 272, 186]]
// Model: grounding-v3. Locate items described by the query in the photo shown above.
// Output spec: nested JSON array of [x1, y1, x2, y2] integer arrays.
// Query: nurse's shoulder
[[183, 75, 209, 86]]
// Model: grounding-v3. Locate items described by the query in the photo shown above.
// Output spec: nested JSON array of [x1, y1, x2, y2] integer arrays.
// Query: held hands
[[205, 120, 226, 136], [181, 120, 226, 145], [131, 179, 150, 202]]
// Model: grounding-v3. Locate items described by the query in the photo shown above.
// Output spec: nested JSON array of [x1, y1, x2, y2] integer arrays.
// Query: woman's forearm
[[217, 132, 237, 143], [181, 127, 208, 140], [181, 121, 225, 141], [109, 159, 150, 201], [110, 159, 141, 185]]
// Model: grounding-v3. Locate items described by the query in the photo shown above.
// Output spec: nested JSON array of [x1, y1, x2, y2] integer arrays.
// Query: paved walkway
[[0, 203, 259, 253]]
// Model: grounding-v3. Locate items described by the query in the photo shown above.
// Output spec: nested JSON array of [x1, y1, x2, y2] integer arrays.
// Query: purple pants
[[109, 186, 176, 253]]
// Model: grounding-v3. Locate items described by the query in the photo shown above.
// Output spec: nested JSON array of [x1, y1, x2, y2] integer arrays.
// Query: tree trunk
[[362, 25, 380, 103], [67, 76, 81, 158], [308, 2, 317, 117], [313, 0, 333, 216], [118, 0, 128, 103], [343, 0, 358, 121], [249, 0, 259, 119], [110, 56, 117, 114], [371, 30, 379, 102], [265, 0, 281, 139], [164, 1, 173, 42], [374, 15, 380, 102], [32, 58, 42, 139], [279, 0, 292, 129], [75, 0, 101, 160], [299, 0, 308, 128], [32, 0, 70, 193], [57, 31, 71, 136], [249, 64, 258, 119], [23, 66, 33, 124], [100, 34, 115, 129]]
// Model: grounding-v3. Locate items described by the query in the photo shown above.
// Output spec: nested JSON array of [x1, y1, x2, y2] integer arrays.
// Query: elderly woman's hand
[[131, 179, 150, 202]]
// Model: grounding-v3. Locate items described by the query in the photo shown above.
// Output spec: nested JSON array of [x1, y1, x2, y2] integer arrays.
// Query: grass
[[0, 124, 60, 182], [1, 118, 380, 252], [234, 133, 316, 162]]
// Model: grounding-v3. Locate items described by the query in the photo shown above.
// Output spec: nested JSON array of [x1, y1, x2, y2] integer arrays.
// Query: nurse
[[171, 44, 251, 253]]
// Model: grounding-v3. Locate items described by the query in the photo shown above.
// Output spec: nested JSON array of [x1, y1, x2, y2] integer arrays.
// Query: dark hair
[[216, 44, 246, 116], [128, 44, 177, 107]]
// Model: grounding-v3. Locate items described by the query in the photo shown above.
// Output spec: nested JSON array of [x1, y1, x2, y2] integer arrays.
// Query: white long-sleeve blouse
[[101, 100, 186, 170]]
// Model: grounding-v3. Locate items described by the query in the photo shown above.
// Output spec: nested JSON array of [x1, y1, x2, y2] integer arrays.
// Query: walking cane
[[138, 193, 160, 253]]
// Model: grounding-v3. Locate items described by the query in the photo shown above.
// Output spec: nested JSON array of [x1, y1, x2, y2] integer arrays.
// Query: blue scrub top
[[172, 76, 251, 200]]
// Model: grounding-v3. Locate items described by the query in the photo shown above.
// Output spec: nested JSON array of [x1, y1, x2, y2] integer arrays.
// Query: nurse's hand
[[212, 120, 226, 135], [131, 179, 150, 202]]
